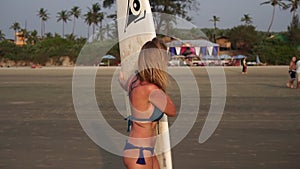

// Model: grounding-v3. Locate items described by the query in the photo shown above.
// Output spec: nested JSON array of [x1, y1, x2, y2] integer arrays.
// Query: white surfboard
[[117, 0, 172, 168]]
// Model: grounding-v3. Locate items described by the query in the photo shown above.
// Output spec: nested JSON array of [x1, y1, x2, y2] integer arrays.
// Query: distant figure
[[286, 56, 297, 88], [256, 55, 261, 65], [242, 57, 247, 74], [182, 47, 192, 56], [296, 58, 300, 89]]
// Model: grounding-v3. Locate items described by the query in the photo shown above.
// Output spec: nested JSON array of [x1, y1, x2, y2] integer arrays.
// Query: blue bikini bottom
[[124, 140, 154, 165]]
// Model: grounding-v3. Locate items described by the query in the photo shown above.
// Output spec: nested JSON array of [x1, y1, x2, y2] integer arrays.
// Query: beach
[[0, 66, 299, 169]]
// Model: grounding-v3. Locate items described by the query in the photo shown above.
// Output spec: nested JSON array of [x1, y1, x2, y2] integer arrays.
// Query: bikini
[[124, 75, 164, 165]]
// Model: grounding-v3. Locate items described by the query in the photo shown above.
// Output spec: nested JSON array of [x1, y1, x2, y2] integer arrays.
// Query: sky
[[0, 0, 299, 39]]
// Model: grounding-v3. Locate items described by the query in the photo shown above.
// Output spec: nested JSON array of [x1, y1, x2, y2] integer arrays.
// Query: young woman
[[242, 57, 247, 74], [119, 38, 176, 169], [287, 56, 297, 88], [296, 58, 300, 89]]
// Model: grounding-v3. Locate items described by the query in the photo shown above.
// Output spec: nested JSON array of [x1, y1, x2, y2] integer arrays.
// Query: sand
[[0, 66, 299, 169]]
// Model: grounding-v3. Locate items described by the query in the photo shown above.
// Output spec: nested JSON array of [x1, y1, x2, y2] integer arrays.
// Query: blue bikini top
[[127, 75, 164, 122]]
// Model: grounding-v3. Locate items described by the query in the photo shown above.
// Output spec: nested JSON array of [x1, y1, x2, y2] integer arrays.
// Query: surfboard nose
[[125, 0, 147, 32]]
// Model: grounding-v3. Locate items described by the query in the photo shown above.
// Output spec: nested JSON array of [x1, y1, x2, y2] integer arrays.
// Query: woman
[[119, 38, 176, 169], [296, 58, 300, 89], [287, 56, 297, 88], [242, 57, 247, 74]]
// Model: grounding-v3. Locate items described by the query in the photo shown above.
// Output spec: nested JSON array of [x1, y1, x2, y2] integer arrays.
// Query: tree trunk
[[156, 14, 163, 34], [14, 30, 16, 42], [41, 21, 43, 38], [156, 5, 168, 34], [267, 6, 276, 33], [92, 24, 95, 39], [87, 25, 90, 39], [62, 22, 65, 38], [292, 10, 296, 23], [43, 22, 46, 37], [72, 17, 76, 34], [100, 21, 103, 40], [213, 22, 217, 42]]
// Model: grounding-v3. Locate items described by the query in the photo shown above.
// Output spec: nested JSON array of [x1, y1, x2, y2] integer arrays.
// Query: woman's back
[[128, 80, 161, 147]]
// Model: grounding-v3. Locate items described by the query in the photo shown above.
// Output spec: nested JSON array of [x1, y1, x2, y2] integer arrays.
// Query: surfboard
[[117, 0, 172, 168]]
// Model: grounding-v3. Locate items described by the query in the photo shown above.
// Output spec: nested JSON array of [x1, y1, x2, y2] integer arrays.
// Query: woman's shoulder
[[140, 82, 160, 92]]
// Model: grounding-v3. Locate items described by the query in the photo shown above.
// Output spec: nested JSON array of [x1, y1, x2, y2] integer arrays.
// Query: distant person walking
[[242, 57, 247, 74], [286, 56, 297, 88], [296, 58, 300, 89]]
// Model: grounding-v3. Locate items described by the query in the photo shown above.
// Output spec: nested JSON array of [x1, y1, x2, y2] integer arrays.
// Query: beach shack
[[216, 36, 231, 50], [166, 39, 219, 58], [15, 31, 26, 46], [166, 39, 220, 66]]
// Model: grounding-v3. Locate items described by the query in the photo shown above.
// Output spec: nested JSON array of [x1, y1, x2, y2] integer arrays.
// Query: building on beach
[[15, 31, 26, 46]]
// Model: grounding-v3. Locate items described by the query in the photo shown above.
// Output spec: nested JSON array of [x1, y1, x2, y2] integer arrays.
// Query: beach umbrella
[[233, 55, 246, 60], [220, 54, 232, 60], [202, 55, 215, 60], [102, 55, 116, 66], [102, 55, 116, 59]]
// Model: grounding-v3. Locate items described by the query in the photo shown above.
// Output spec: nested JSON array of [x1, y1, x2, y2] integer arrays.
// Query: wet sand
[[0, 66, 299, 169]]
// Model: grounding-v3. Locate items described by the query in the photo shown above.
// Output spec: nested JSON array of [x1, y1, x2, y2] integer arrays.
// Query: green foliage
[[0, 41, 21, 61], [288, 14, 300, 44], [1, 1, 298, 66], [201, 28, 230, 42], [252, 38, 298, 65], [0, 36, 85, 65], [77, 39, 118, 65], [169, 28, 207, 40], [227, 25, 260, 52]]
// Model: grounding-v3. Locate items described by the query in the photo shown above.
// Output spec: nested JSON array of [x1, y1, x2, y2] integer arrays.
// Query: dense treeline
[[0, 0, 299, 66], [0, 35, 86, 66], [0, 23, 299, 66]]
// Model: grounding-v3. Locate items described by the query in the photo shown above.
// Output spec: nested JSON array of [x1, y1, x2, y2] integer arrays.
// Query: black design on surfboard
[[125, 0, 146, 32]]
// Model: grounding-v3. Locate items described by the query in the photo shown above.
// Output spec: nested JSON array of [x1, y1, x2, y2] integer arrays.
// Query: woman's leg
[[152, 156, 160, 169]]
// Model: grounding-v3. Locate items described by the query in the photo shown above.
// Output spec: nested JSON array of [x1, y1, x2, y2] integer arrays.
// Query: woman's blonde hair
[[137, 38, 170, 92]]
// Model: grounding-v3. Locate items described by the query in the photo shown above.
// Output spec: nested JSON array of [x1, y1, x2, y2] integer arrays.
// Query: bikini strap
[[124, 116, 133, 132], [128, 75, 139, 98], [137, 147, 154, 165]]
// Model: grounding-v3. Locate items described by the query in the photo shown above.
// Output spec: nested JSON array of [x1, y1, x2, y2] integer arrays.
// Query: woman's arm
[[149, 89, 176, 117], [119, 71, 136, 92], [119, 71, 128, 91], [290, 62, 295, 71]]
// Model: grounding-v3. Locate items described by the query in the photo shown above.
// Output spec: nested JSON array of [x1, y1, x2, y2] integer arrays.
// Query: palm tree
[[45, 32, 53, 38], [20, 28, 29, 44], [209, 15, 220, 42], [70, 6, 81, 35], [88, 3, 104, 37], [0, 30, 6, 40], [84, 10, 93, 38], [27, 30, 38, 44], [104, 23, 115, 39], [57, 10, 71, 38], [241, 14, 253, 25], [37, 8, 50, 38], [31, 30, 38, 38], [65, 34, 76, 41], [260, 0, 287, 33], [9, 22, 21, 41], [285, 0, 300, 23]]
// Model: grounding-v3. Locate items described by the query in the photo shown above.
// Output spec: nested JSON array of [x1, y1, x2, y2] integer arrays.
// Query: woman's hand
[[119, 71, 128, 91], [149, 89, 176, 117]]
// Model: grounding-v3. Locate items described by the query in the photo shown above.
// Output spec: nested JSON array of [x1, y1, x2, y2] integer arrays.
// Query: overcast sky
[[0, 0, 298, 39]]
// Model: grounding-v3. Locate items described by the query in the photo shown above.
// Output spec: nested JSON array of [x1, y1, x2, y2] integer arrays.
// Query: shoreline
[[0, 65, 289, 70]]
